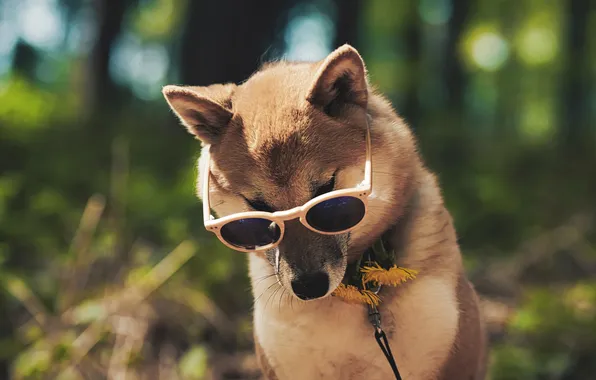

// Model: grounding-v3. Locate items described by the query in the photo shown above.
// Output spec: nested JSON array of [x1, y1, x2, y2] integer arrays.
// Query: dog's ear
[[306, 44, 368, 115], [162, 84, 235, 145]]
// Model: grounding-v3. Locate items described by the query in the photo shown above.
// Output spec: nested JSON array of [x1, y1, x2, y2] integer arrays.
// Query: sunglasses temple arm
[[365, 115, 373, 190], [202, 148, 213, 224]]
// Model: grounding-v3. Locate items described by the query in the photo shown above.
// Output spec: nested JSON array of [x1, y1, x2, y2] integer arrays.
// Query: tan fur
[[163, 44, 487, 379], [255, 333, 278, 380]]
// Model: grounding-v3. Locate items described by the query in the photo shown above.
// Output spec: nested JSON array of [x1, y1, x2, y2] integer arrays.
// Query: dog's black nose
[[291, 271, 329, 300]]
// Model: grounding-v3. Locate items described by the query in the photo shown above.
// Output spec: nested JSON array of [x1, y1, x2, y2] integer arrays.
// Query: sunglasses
[[202, 120, 372, 253]]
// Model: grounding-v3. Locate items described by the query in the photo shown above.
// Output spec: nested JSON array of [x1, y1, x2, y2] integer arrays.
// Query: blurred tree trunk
[[83, 0, 135, 263], [561, 0, 590, 150], [332, 0, 362, 48], [12, 41, 40, 79], [444, 0, 469, 112], [86, 0, 130, 114], [179, 1, 294, 86], [403, 6, 421, 129]]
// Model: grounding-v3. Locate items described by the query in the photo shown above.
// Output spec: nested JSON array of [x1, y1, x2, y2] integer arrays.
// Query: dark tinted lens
[[306, 196, 365, 233], [220, 218, 281, 249]]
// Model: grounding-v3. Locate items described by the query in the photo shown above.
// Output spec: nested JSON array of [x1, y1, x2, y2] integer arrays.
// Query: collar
[[332, 234, 418, 306]]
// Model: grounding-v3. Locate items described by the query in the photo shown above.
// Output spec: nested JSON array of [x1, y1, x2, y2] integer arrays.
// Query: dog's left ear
[[306, 44, 368, 115]]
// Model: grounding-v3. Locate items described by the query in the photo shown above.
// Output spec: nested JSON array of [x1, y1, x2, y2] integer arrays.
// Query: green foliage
[[179, 345, 208, 379], [0, 76, 57, 137], [490, 345, 541, 380], [491, 282, 596, 379], [131, 0, 188, 41]]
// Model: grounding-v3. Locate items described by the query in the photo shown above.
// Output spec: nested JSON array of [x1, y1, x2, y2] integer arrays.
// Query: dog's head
[[163, 45, 417, 301]]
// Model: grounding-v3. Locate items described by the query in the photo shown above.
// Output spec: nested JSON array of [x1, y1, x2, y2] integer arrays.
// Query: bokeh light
[[284, 4, 334, 61], [517, 27, 558, 66], [19, 0, 65, 51], [464, 27, 510, 72], [66, 5, 97, 55], [520, 98, 555, 142], [132, 0, 182, 41], [515, 10, 560, 67], [418, 0, 452, 26], [110, 33, 169, 100], [0, 23, 17, 76]]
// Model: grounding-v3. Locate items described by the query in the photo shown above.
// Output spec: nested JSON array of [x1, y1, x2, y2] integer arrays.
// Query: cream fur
[[250, 255, 459, 380]]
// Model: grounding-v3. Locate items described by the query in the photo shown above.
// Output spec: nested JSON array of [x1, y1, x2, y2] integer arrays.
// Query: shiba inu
[[162, 45, 487, 379]]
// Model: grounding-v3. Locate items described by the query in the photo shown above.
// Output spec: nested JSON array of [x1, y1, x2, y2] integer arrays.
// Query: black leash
[[368, 299, 402, 379], [354, 233, 408, 379]]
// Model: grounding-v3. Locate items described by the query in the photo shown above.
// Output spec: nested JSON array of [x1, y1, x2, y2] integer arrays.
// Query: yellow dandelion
[[332, 284, 381, 306], [361, 263, 418, 287]]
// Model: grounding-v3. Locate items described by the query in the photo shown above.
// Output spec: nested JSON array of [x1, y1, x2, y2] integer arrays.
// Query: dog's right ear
[[162, 84, 235, 145]]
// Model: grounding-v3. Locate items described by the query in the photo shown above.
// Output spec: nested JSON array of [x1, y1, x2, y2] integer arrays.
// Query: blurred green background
[[0, 0, 595, 379]]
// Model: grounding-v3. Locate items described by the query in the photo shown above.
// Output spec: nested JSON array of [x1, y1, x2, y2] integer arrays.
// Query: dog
[[163, 44, 487, 379]]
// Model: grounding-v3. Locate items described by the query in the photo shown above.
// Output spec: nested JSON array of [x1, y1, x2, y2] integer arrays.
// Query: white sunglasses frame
[[201, 118, 373, 253]]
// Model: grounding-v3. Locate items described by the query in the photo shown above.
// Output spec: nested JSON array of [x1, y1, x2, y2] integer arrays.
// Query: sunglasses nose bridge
[[278, 219, 327, 252], [275, 207, 303, 223]]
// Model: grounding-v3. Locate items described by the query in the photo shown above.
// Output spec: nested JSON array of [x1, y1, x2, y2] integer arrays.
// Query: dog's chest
[[255, 302, 392, 380], [253, 276, 460, 380]]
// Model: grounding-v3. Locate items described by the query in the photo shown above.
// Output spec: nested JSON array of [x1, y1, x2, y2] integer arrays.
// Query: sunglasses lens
[[306, 196, 365, 233], [220, 218, 281, 250]]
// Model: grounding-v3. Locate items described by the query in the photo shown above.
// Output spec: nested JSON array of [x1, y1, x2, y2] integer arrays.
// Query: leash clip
[[366, 285, 402, 380], [368, 303, 382, 334], [367, 283, 382, 332]]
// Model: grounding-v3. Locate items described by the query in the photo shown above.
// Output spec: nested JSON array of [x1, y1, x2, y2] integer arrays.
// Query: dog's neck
[[341, 187, 420, 286], [387, 169, 463, 281], [381, 184, 421, 262]]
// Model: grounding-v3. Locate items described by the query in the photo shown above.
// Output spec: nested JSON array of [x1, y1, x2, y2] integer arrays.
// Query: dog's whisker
[[254, 273, 277, 281], [246, 273, 278, 292], [253, 273, 277, 286], [262, 287, 277, 311], [250, 274, 277, 291], [265, 284, 282, 311], [272, 286, 284, 310], [253, 281, 280, 309], [278, 288, 287, 314]]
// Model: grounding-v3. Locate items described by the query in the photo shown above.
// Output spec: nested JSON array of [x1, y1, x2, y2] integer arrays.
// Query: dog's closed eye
[[313, 171, 336, 198], [244, 196, 275, 213]]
